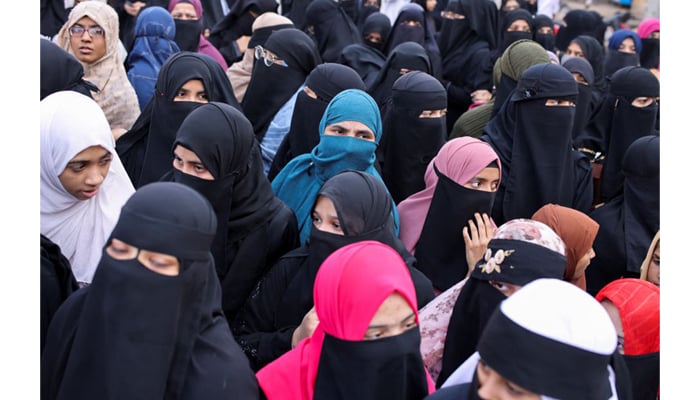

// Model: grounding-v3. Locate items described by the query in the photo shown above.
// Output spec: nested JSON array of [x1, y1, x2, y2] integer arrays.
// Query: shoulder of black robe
[[40, 234, 79, 354], [41, 0, 68, 37], [305, 0, 362, 63], [436, 278, 506, 387], [40, 38, 97, 101], [116, 51, 227, 187], [41, 182, 259, 399], [208, 0, 279, 52], [241, 28, 322, 142], [339, 43, 387, 86], [424, 383, 472, 399], [231, 246, 310, 371], [554, 9, 602, 52], [380, 70, 447, 204], [368, 41, 432, 111]]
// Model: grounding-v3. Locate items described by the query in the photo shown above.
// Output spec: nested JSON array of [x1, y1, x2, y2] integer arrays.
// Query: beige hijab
[[640, 230, 660, 283], [226, 12, 294, 102], [56, 1, 140, 133]]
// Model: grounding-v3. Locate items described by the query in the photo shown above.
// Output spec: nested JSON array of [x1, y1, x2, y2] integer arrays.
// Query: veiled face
[[312, 195, 343, 235], [173, 79, 208, 103], [463, 166, 500, 192], [171, 2, 198, 20], [323, 120, 376, 142], [618, 37, 636, 54], [106, 238, 180, 276], [172, 144, 215, 180], [363, 293, 417, 340]]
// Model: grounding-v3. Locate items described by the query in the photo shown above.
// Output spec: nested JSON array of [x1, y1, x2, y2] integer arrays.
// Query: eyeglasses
[[254, 45, 288, 68], [68, 25, 105, 38]]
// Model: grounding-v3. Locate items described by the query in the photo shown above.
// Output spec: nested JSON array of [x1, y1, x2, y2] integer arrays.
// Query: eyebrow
[[67, 150, 111, 164], [367, 311, 416, 329]]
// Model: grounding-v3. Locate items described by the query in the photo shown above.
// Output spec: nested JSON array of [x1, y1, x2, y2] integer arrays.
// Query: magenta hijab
[[397, 137, 501, 254], [256, 240, 434, 399]]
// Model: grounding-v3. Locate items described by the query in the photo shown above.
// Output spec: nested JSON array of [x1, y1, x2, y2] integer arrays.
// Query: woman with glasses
[[55, 1, 140, 140], [241, 28, 322, 174]]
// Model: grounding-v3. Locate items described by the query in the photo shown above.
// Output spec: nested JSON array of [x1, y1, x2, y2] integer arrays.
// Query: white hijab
[[40, 91, 135, 284]]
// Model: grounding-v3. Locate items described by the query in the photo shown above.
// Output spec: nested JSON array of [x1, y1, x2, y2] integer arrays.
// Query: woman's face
[[618, 37, 636, 54], [573, 247, 595, 280], [173, 79, 208, 103], [463, 166, 500, 192], [600, 299, 625, 354], [646, 241, 660, 286], [476, 360, 540, 399], [426, 0, 437, 12], [507, 19, 531, 32], [170, 2, 198, 20], [323, 120, 376, 142], [172, 144, 215, 180], [363, 292, 417, 340], [312, 195, 344, 235], [69, 16, 107, 64], [106, 238, 180, 276], [565, 42, 584, 58], [59, 145, 112, 200]]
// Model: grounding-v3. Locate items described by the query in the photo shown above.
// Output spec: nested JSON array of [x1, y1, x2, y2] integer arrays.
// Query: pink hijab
[[398, 137, 501, 254], [168, 0, 229, 70], [256, 240, 436, 399]]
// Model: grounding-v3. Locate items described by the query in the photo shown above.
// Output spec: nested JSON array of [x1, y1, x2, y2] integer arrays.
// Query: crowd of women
[[39, 0, 661, 398]]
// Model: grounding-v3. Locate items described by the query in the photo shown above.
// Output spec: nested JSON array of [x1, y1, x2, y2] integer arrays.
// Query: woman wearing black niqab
[[339, 11, 390, 86], [368, 41, 432, 115], [241, 28, 322, 143], [575, 66, 659, 204], [481, 63, 593, 226], [438, 0, 499, 133], [585, 135, 660, 296], [268, 63, 367, 181], [384, 3, 443, 80], [41, 181, 259, 399], [116, 51, 241, 189], [231, 170, 435, 371], [304, 0, 362, 63], [163, 102, 300, 324], [562, 56, 596, 143], [379, 70, 447, 204]]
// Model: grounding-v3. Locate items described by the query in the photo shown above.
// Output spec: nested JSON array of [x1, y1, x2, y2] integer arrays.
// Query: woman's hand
[[463, 212, 495, 277], [291, 307, 319, 348]]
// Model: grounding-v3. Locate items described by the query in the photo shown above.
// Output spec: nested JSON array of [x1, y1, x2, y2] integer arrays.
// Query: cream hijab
[[40, 91, 135, 284], [55, 1, 140, 132]]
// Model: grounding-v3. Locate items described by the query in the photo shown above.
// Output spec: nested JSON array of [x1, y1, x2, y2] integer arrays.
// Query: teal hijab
[[272, 89, 399, 243]]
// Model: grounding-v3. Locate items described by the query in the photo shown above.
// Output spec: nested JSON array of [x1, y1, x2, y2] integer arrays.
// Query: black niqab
[[41, 182, 259, 400], [379, 71, 447, 204], [241, 28, 322, 142], [305, 0, 362, 63], [164, 102, 299, 323], [116, 52, 241, 189], [482, 63, 592, 225]]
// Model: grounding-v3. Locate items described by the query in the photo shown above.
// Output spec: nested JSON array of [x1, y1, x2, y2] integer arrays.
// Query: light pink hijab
[[398, 137, 501, 254]]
